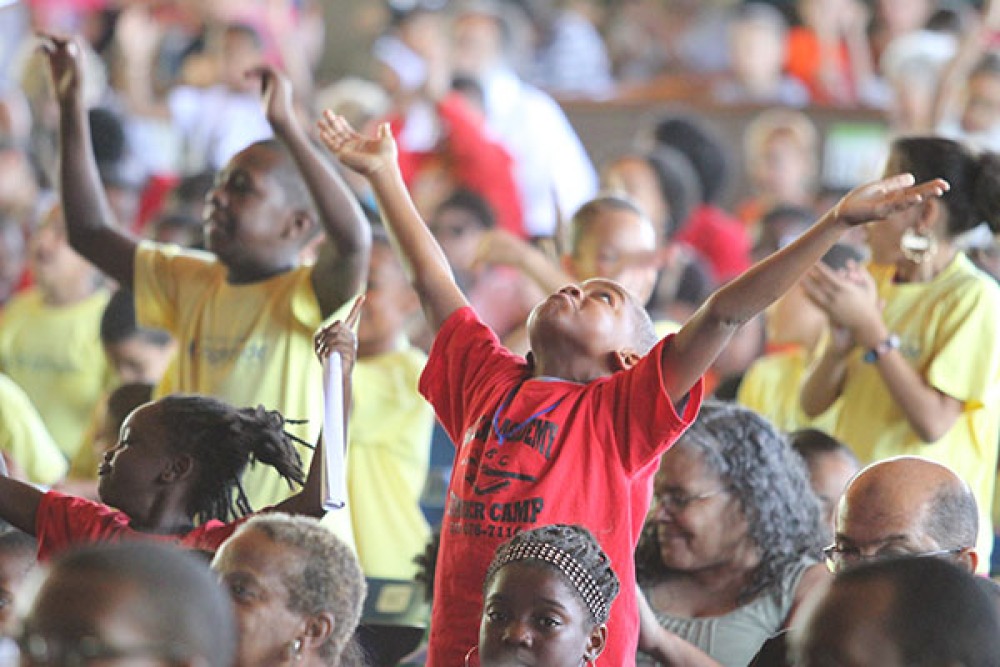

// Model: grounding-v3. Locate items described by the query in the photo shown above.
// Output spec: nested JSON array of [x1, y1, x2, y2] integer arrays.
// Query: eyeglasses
[[16, 632, 185, 666], [822, 544, 967, 572], [654, 488, 727, 513]]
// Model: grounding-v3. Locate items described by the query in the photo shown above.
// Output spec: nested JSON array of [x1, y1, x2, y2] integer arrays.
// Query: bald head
[[833, 457, 978, 571]]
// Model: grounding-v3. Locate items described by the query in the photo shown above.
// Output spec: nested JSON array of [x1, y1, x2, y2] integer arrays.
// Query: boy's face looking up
[[204, 144, 306, 283], [527, 278, 644, 380], [103, 335, 175, 385]]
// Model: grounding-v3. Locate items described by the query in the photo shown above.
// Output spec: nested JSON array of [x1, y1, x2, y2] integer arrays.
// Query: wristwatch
[[863, 334, 900, 363]]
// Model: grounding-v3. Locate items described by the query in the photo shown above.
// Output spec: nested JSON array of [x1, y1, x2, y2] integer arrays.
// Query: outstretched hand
[[314, 295, 365, 374], [832, 174, 949, 227], [38, 34, 83, 105], [317, 112, 397, 177], [247, 66, 295, 134]]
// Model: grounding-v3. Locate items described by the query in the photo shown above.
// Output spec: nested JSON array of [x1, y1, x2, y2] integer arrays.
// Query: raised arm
[[0, 455, 43, 536], [251, 67, 371, 318], [317, 114, 468, 331], [659, 175, 950, 404], [275, 296, 363, 517], [43, 35, 138, 288]]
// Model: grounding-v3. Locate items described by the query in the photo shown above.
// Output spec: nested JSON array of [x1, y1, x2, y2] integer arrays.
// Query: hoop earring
[[900, 228, 937, 264], [464, 645, 479, 667]]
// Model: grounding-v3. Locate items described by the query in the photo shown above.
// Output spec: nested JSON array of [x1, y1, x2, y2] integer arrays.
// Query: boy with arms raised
[[43, 37, 370, 511], [318, 116, 947, 665]]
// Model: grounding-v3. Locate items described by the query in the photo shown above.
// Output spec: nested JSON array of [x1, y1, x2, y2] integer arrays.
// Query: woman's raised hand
[[38, 34, 84, 105]]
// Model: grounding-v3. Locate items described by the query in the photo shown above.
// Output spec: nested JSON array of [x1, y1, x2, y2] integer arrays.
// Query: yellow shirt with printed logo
[[0, 288, 112, 457], [335, 342, 433, 579], [134, 243, 354, 545], [0, 373, 69, 485], [832, 254, 1000, 565]]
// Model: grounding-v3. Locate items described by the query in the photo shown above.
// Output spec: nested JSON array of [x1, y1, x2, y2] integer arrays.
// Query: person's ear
[[282, 209, 315, 242], [300, 612, 335, 654], [958, 548, 979, 574], [161, 453, 195, 484], [917, 196, 941, 233], [584, 624, 608, 663], [610, 348, 641, 371]]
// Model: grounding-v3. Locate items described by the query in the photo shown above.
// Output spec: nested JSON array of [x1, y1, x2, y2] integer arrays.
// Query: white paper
[[321, 351, 347, 511]]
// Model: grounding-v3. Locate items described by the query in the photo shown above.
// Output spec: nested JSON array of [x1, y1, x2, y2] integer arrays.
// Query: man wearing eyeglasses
[[823, 455, 980, 574]]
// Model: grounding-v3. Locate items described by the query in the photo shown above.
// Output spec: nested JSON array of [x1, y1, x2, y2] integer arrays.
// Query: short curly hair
[[636, 402, 824, 602], [485, 524, 621, 625], [237, 514, 366, 665]]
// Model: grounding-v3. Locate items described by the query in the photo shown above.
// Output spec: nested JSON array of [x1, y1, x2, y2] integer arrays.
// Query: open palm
[[834, 174, 949, 227], [317, 113, 396, 177]]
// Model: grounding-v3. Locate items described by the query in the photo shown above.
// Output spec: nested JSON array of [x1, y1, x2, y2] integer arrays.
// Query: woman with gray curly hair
[[635, 401, 829, 667], [212, 513, 367, 667]]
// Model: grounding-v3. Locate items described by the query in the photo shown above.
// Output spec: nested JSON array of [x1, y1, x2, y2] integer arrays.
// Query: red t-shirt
[[35, 491, 244, 561], [418, 308, 703, 667]]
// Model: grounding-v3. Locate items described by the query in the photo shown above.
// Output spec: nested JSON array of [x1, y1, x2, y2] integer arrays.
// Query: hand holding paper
[[315, 296, 364, 512]]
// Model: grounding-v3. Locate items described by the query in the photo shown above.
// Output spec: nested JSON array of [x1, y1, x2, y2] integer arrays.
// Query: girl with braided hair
[[470, 524, 621, 667], [0, 299, 363, 561]]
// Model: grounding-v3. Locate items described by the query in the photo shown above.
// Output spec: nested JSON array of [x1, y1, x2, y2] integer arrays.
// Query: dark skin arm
[[317, 115, 468, 331], [659, 175, 950, 404], [273, 296, 363, 517], [250, 67, 371, 318], [0, 456, 43, 536], [43, 35, 137, 288]]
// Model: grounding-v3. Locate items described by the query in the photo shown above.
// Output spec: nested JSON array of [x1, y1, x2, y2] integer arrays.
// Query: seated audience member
[[377, 9, 525, 238], [18, 541, 236, 667], [789, 429, 859, 542], [824, 456, 980, 574], [791, 557, 1000, 667], [99, 288, 176, 386], [601, 148, 716, 326], [0, 374, 67, 486], [750, 205, 816, 263], [0, 203, 111, 458], [713, 3, 809, 108], [475, 524, 620, 667], [212, 513, 366, 667], [652, 116, 751, 285], [737, 110, 820, 234], [450, 0, 597, 238], [427, 189, 543, 344], [330, 231, 434, 580], [636, 402, 828, 666]]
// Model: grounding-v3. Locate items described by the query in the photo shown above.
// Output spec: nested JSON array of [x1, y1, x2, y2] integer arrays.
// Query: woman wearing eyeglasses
[[635, 402, 829, 667]]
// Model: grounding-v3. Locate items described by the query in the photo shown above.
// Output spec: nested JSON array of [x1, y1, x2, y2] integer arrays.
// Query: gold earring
[[900, 228, 937, 264]]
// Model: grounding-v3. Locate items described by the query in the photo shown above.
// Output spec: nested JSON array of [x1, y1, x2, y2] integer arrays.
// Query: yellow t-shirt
[[738, 347, 837, 434], [0, 373, 69, 485], [133, 243, 354, 546], [334, 343, 433, 579], [0, 288, 112, 457], [833, 255, 1000, 563]]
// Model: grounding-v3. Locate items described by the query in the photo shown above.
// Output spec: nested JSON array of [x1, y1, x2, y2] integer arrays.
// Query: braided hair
[[484, 524, 621, 625], [155, 395, 306, 523]]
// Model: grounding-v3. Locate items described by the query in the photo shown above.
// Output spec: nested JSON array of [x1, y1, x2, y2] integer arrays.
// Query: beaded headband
[[487, 541, 610, 623]]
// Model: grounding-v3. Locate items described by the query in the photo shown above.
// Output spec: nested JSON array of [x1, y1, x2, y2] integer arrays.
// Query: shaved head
[[836, 456, 978, 570]]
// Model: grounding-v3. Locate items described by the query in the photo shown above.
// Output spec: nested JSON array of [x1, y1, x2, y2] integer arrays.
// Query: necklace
[[492, 381, 564, 446]]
